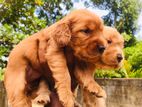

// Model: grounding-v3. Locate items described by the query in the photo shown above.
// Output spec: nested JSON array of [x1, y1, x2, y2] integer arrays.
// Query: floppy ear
[[53, 22, 71, 47]]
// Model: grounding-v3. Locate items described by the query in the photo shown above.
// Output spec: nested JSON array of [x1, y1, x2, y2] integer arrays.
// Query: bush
[[0, 24, 29, 68], [124, 42, 142, 70], [128, 68, 142, 78], [95, 68, 128, 78]]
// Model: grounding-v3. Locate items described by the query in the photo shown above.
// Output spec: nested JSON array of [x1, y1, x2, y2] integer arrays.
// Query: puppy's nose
[[98, 45, 106, 53], [117, 54, 123, 62]]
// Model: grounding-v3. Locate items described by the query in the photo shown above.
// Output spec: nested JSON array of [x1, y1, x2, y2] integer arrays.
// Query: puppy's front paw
[[85, 81, 107, 98], [33, 93, 50, 105], [95, 88, 107, 98], [59, 92, 74, 107], [74, 100, 82, 107], [60, 96, 74, 107]]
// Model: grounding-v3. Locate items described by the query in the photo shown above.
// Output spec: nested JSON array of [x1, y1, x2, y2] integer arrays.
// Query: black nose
[[98, 45, 106, 53], [117, 54, 123, 62]]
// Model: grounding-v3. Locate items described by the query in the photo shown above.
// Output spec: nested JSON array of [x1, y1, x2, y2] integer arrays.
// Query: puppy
[[83, 26, 124, 107], [32, 26, 124, 107], [4, 9, 107, 107], [95, 26, 124, 69]]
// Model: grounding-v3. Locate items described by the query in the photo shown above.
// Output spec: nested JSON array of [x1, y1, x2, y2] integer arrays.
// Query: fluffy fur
[[83, 26, 124, 107], [4, 9, 108, 107], [33, 26, 124, 107], [95, 26, 124, 69], [31, 25, 124, 107]]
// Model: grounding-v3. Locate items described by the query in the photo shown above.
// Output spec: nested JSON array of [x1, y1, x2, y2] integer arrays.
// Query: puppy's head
[[54, 9, 107, 63], [96, 26, 124, 69]]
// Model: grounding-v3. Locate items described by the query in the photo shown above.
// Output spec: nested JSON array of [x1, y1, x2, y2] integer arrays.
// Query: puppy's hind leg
[[32, 80, 50, 106], [4, 67, 31, 107]]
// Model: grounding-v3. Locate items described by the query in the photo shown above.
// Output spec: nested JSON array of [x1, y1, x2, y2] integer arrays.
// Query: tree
[[37, 0, 73, 25], [0, 0, 73, 34], [90, 0, 142, 34], [86, 0, 142, 47], [0, 0, 46, 34], [0, 24, 28, 68]]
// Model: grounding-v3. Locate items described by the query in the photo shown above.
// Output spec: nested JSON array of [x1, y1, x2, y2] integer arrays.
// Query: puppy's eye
[[80, 29, 92, 34], [107, 40, 112, 44]]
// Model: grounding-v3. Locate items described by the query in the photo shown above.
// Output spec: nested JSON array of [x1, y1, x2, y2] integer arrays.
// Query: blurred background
[[0, 0, 142, 80]]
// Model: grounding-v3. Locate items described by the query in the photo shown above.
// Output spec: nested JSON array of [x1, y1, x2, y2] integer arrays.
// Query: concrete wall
[[1, 79, 142, 107], [96, 78, 142, 107], [0, 81, 8, 107]]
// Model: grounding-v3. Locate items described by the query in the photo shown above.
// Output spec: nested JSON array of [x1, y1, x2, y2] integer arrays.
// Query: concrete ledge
[[96, 78, 142, 107], [0, 81, 8, 107], [1, 79, 142, 107]]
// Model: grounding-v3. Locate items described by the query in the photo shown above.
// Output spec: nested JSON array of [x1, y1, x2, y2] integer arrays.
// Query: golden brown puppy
[[95, 26, 124, 69], [83, 26, 124, 107], [4, 9, 107, 107], [32, 26, 124, 107]]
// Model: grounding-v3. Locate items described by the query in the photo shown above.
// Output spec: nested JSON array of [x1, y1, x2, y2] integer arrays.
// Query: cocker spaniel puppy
[[4, 9, 108, 107], [83, 26, 124, 107], [95, 26, 124, 69], [33, 26, 124, 107]]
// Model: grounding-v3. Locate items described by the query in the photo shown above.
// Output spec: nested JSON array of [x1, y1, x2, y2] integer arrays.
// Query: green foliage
[[129, 52, 142, 69], [90, 0, 142, 34], [127, 68, 142, 78], [0, 24, 28, 68], [0, 68, 4, 80], [122, 32, 137, 47], [38, 0, 73, 25], [123, 42, 142, 78], [0, 0, 41, 34], [122, 32, 132, 42], [95, 68, 128, 78], [124, 42, 142, 70], [123, 60, 132, 73], [95, 69, 121, 78], [88, 0, 141, 47], [0, 0, 72, 34]]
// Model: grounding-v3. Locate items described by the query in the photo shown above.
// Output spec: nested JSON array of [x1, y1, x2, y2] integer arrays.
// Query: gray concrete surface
[[1, 79, 142, 107], [96, 78, 142, 107]]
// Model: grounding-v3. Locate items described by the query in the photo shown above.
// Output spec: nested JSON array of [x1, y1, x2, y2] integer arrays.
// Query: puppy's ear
[[53, 22, 71, 47]]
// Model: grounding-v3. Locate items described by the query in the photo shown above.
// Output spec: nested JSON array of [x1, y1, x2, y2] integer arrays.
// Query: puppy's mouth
[[97, 59, 122, 69], [105, 60, 120, 65], [101, 54, 123, 66]]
